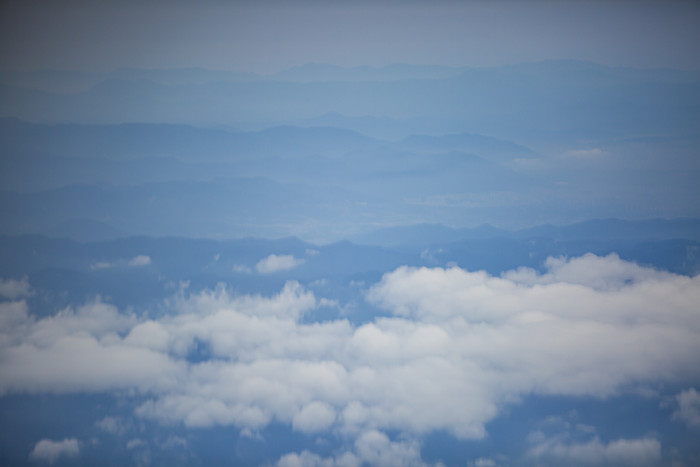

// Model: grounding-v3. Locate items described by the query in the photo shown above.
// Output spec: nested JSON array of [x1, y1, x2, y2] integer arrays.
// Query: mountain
[[0, 119, 380, 162], [2, 60, 697, 140], [270, 63, 468, 82], [513, 218, 700, 241], [352, 223, 509, 247], [398, 132, 536, 161], [353, 218, 700, 248], [48, 218, 127, 242]]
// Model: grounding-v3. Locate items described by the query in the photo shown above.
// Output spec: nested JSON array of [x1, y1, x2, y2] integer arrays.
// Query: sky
[[2, 1, 700, 73]]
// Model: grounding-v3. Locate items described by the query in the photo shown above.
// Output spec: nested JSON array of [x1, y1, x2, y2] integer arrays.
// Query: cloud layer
[[1, 254, 699, 462]]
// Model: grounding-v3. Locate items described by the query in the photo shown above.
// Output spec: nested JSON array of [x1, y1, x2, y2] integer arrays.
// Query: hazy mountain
[[514, 218, 700, 241], [270, 63, 468, 82], [2, 61, 697, 141], [298, 112, 467, 140], [398, 132, 535, 161], [354, 218, 700, 248], [0, 118, 380, 162], [48, 218, 127, 243]]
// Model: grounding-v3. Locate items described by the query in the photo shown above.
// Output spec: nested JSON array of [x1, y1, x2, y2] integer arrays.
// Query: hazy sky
[[1, 0, 699, 73]]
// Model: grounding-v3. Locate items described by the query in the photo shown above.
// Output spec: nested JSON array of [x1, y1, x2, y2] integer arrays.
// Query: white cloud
[[353, 430, 431, 467], [277, 429, 435, 467], [127, 255, 151, 267], [278, 450, 357, 467], [527, 435, 661, 466], [96, 416, 128, 435], [0, 277, 31, 299], [256, 254, 304, 274], [126, 438, 146, 450], [90, 255, 151, 270], [2, 256, 700, 464], [0, 300, 30, 333], [502, 253, 673, 290], [672, 388, 700, 428], [233, 264, 252, 274], [0, 299, 183, 395], [90, 261, 113, 270], [292, 401, 336, 433], [470, 459, 498, 467], [161, 435, 188, 449], [28, 438, 80, 464]]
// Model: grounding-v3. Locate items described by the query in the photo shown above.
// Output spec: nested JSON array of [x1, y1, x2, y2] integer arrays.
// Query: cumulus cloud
[[277, 430, 435, 467], [278, 449, 358, 467], [28, 438, 80, 464], [2, 255, 700, 463], [96, 416, 128, 435], [672, 388, 700, 428], [527, 435, 661, 466], [256, 254, 304, 274], [292, 401, 336, 433], [0, 299, 182, 395], [0, 277, 31, 299]]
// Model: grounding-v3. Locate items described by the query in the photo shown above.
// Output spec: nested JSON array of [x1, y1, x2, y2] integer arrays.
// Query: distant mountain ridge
[[0, 118, 381, 162], [269, 63, 469, 82], [9, 216, 699, 248], [352, 218, 700, 247], [2, 60, 697, 139]]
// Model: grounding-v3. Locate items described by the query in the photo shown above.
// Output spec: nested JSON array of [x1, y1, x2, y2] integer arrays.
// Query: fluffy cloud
[[96, 416, 129, 435], [367, 255, 700, 400], [1, 255, 700, 463], [292, 401, 337, 433], [0, 300, 183, 395], [527, 435, 661, 466], [672, 388, 700, 428], [256, 254, 304, 274], [0, 277, 31, 299], [277, 430, 435, 467], [28, 438, 80, 464], [232, 264, 252, 274]]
